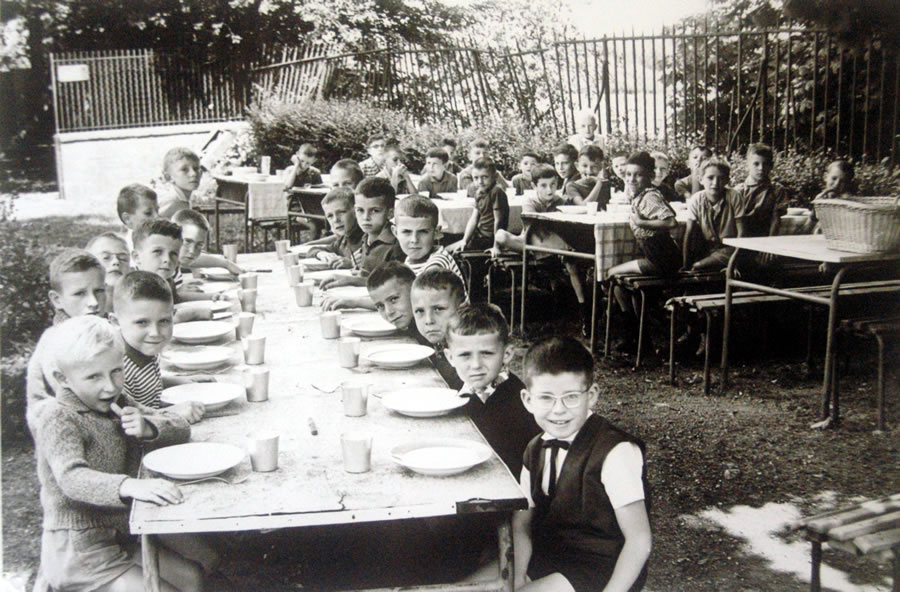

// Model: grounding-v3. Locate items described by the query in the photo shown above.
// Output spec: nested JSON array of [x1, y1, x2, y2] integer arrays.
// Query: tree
[[784, 0, 900, 48]]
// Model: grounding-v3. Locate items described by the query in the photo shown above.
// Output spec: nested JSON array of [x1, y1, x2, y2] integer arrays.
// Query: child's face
[[442, 145, 456, 161], [576, 155, 602, 178], [447, 331, 511, 391], [701, 166, 728, 199], [522, 372, 598, 439], [383, 149, 403, 172], [425, 157, 446, 178], [653, 158, 670, 184], [299, 151, 317, 168], [354, 195, 392, 237], [611, 156, 627, 179], [624, 164, 652, 195], [123, 197, 158, 231], [87, 237, 130, 287], [330, 167, 359, 189], [55, 346, 124, 415], [323, 199, 358, 238], [133, 234, 181, 280], [823, 165, 849, 193], [519, 156, 538, 176], [168, 158, 201, 192], [468, 146, 486, 162], [113, 297, 173, 356], [367, 140, 386, 162], [689, 148, 708, 172], [554, 154, 574, 179], [472, 168, 496, 193], [411, 287, 460, 345], [369, 278, 414, 330], [394, 215, 437, 264], [535, 177, 558, 201], [178, 224, 206, 267], [50, 268, 107, 317], [577, 117, 597, 138], [746, 153, 773, 184]]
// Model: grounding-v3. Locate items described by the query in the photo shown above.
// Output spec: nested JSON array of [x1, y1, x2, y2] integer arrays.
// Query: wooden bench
[[836, 316, 900, 430], [791, 493, 900, 592]]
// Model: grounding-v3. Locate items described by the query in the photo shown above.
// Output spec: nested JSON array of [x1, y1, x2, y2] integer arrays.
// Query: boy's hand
[[329, 257, 351, 270], [447, 240, 466, 254], [110, 403, 152, 438], [170, 401, 206, 424], [120, 477, 183, 506], [320, 294, 349, 311], [320, 274, 354, 290], [225, 261, 245, 275], [487, 246, 502, 259]]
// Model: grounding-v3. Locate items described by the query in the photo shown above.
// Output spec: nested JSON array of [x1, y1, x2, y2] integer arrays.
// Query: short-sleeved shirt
[[674, 174, 701, 199], [474, 185, 509, 240], [564, 176, 597, 204], [359, 157, 385, 177], [510, 173, 534, 195], [355, 228, 404, 274], [460, 166, 509, 194], [319, 225, 365, 263], [406, 246, 464, 283], [686, 189, 741, 247], [122, 342, 162, 409], [630, 187, 675, 240], [522, 192, 565, 214], [289, 165, 323, 187], [733, 179, 790, 237], [418, 172, 458, 199]]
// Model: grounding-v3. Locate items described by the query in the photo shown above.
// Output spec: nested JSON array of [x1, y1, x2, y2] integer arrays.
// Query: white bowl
[[342, 315, 397, 338], [391, 438, 493, 476], [381, 387, 469, 417], [162, 346, 234, 370], [143, 442, 245, 480], [160, 383, 245, 411], [363, 344, 434, 369], [193, 268, 237, 281], [172, 321, 234, 344]]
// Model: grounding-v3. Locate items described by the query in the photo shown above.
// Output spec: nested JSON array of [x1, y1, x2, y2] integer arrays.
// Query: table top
[[213, 173, 284, 186], [723, 235, 900, 263], [521, 209, 692, 227], [131, 254, 527, 535]]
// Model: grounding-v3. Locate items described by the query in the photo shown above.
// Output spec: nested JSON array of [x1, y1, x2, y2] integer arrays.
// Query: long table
[[132, 254, 528, 591], [211, 174, 287, 252]]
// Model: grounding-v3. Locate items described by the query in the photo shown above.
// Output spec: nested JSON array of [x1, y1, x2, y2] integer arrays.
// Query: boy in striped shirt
[[111, 271, 206, 423], [394, 195, 465, 286]]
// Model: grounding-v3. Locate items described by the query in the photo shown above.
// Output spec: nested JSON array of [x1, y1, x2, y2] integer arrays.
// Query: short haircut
[[171, 208, 211, 232], [579, 145, 605, 163], [162, 147, 200, 178], [117, 184, 157, 222], [395, 194, 439, 226], [448, 303, 509, 345], [298, 143, 318, 157], [367, 261, 416, 292], [133, 218, 182, 250], [366, 134, 386, 147], [553, 143, 578, 161], [827, 159, 855, 181], [46, 315, 125, 375], [746, 143, 774, 162], [519, 151, 540, 162], [322, 186, 355, 209], [49, 249, 103, 291], [355, 177, 396, 210], [575, 109, 596, 124], [611, 151, 628, 160], [114, 270, 173, 311], [469, 138, 489, 151], [331, 159, 365, 185], [650, 151, 669, 164], [85, 232, 128, 252], [411, 268, 466, 306], [426, 148, 450, 163], [471, 157, 496, 175], [523, 336, 594, 387], [441, 138, 458, 150], [626, 150, 656, 174], [531, 164, 559, 183], [690, 145, 713, 158], [699, 157, 731, 178]]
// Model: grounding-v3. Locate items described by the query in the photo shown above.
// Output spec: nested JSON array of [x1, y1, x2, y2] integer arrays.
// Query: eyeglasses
[[530, 390, 589, 410]]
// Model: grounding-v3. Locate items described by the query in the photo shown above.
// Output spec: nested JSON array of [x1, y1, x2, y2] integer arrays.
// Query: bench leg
[[590, 267, 599, 352], [497, 516, 514, 592], [703, 312, 713, 396], [720, 248, 741, 392], [214, 200, 221, 253], [142, 534, 161, 592], [604, 281, 614, 357], [635, 289, 646, 369], [509, 267, 517, 333], [810, 540, 821, 592], [669, 307, 677, 385], [876, 334, 886, 431], [822, 266, 849, 424], [892, 547, 899, 592], [805, 308, 815, 377]]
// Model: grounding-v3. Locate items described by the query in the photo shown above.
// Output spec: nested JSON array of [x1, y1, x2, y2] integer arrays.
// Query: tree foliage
[[784, 0, 900, 48]]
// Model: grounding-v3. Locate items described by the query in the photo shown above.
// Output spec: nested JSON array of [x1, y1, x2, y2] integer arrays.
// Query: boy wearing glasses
[[514, 336, 652, 592]]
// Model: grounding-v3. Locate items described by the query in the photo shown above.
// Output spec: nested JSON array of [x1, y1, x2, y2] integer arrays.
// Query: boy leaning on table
[[411, 268, 467, 390], [366, 261, 421, 340], [301, 186, 365, 270], [86, 233, 131, 315], [170, 208, 243, 302]]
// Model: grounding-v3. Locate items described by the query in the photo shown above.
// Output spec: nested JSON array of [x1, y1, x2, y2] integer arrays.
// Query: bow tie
[[542, 439, 570, 450]]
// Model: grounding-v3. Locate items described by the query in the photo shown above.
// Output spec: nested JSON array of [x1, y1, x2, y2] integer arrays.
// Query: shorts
[[466, 235, 494, 251], [636, 234, 681, 275], [528, 548, 646, 592], [41, 527, 138, 591]]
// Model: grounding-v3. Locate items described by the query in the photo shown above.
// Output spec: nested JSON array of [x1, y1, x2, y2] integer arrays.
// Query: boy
[[302, 187, 365, 269], [459, 139, 508, 193], [674, 145, 712, 200], [86, 233, 131, 315], [117, 183, 159, 251], [567, 110, 603, 151], [171, 209, 243, 301], [366, 261, 419, 339], [131, 218, 182, 295], [446, 303, 540, 476], [447, 158, 510, 253], [682, 158, 743, 271], [553, 143, 581, 195], [329, 159, 365, 189], [441, 138, 463, 175], [733, 143, 789, 239], [417, 148, 459, 199], [111, 270, 207, 422], [382, 144, 417, 195], [411, 268, 467, 390], [28, 315, 210, 592], [394, 195, 465, 285], [359, 134, 388, 177], [608, 151, 628, 194], [283, 143, 323, 189], [651, 151, 680, 203], [514, 336, 652, 592], [566, 145, 609, 206], [46, 249, 107, 325], [510, 152, 539, 195]]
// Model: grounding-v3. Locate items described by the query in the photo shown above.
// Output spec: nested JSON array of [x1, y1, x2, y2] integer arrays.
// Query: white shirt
[[457, 370, 509, 404]]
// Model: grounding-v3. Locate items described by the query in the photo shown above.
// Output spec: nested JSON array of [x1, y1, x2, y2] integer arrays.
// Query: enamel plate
[[174, 300, 232, 314], [391, 438, 493, 476], [143, 443, 245, 480], [342, 315, 397, 338], [162, 346, 233, 370], [381, 387, 468, 418], [160, 383, 245, 411], [298, 258, 330, 272], [172, 321, 234, 344], [304, 269, 355, 284], [556, 205, 588, 215], [194, 268, 237, 281], [363, 344, 434, 369]]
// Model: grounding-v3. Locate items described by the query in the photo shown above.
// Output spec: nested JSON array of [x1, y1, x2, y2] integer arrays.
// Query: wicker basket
[[813, 195, 900, 254]]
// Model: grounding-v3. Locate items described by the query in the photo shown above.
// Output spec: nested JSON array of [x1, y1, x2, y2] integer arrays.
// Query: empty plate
[[160, 383, 245, 411], [364, 344, 434, 369], [391, 438, 493, 476], [556, 205, 588, 215], [174, 300, 232, 314], [381, 387, 468, 417], [143, 442, 245, 480], [304, 269, 355, 284], [193, 268, 237, 281], [162, 346, 233, 370], [342, 315, 397, 337], [173, 321, 234, 344], [197, 282, 239, 295], [324, 286, 369, 299]]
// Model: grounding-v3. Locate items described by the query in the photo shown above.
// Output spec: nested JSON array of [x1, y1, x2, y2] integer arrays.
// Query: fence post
[[602, 38, 612, 136]]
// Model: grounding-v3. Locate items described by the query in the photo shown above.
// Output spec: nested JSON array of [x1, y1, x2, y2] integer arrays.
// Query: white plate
[[298, 258, 330, 271], [391, 438, 493, 476], [143, 442, 245, 480], [381, 387, 469, 417], [304, 269, 355, 284], [162, 346, 234, 370], [172, 321, 234, 344], [194, 268, 237, 281], [160, 383, 245, 411], [342, 315, 397, 338], [174, 300, 232, 314], [364, 344, 434, 369], [557, 205, 588, 215]]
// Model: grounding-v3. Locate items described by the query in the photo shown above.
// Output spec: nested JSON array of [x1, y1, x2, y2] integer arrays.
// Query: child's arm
[[448, 209, 480, 253], [188, 253, 244, 275], [512, 466, 535, 587], [602, 500, 652, 592], [493, 192, 509, 235], [116, 395, 192, 446], [175, 288, 218, 305], [320, 293, 376, 311], [319, 273, 367, 290], [118, 477, 184, 506], [631, 214, 677, 231], [682, 219, 697, 270]]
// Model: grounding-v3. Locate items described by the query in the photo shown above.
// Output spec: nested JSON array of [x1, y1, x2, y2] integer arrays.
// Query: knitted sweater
[[29, 389, 190, 532]]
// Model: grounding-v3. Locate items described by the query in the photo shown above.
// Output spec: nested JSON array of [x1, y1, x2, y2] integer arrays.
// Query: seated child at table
[[417, 147, 459, 199], [511, 336, 652, 592], [651, 151, 680, 203], [156, 147, 202, 219], [170, 209, 243, 302], [441, 138, 463, 175], [86, 233, 131, 315], [302, 187, 365, 269], [733, 143, 789, 239], [682, 157, 742, 271], [566, 145, 609, 206], [553, 143, 581, 195], [28, 314, 216, 592], [446, 303, 540, 476], [329, 158, 365, 189], [118, 183, 159, 251], [359, 134, 388, 177], [382, 144, 418, 195], [411, 268, 466, 390], [510, 151, 539, 195], [567, 109, 603, 152], [111, 270, 207, 422], [459, 139, 508, 194], [608, 151, 628, 194], [674, 145, 712, 200], [447, 157, 510, 253], [394, 194, 465, 285], [283, 143, 323, 189], [367, 261, 419, 337]]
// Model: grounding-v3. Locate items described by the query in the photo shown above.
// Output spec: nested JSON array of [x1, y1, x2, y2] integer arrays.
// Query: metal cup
[[586, 201, 599, 215], [234, 312, 255, 339], [239, 272, 258, 290], [341, 381, 369, 417], [245, 367, 269, 402], [287, 264, 303, 286], [243, 335, 266, 365], [275, 240, 291, 259], [320, 311, 341, 339], [260, 156, 271, 176], [222, 243, 238, 263], [337, 337, 361, 368], [294, 282, 314, 307], [248, 430, 278, 472], [341, 432, 372, 473], [239, 289, 257, 313], [282, 252, 299, 271]]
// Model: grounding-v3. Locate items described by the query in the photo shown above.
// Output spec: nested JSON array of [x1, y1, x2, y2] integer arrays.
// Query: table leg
[[604, 282, 614, 357], [809, 540, 822, 592], [876, 334, 886, 431], [822, 266, 849, 424], [142, 533, 161, 592], [635, 289, 646, 369], [703, 311, 713, 395], [720, 248, 741, 393], [496, 516, 514, 592], [520, 228, 531, 334], [669, 306, 677, 385], [590, 264, 598, 352], [214, 199, 221, 253]]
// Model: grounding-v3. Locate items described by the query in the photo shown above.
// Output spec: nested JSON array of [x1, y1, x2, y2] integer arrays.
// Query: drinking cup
[[586, 202, 599, 215], [243, 335, 266, 365], [260, 156, 271, 176], [239, 288, 257, 313], [275, 240, 291, 259], [337, 337, 361, 368], [456, 189, 468, 200], [245, 367, 270, 402], [234, 312, 255, 339], [320, 311, 341, 339], [282, 252, 299, 271], [248, 430, 279, 472], [222, 243, 238, 263], [341, 433, 373, 473], [287, 264, 303, 286], [341, 381, 369, 416], [239, 272, 258, 290], [294, 282, 314, 307]]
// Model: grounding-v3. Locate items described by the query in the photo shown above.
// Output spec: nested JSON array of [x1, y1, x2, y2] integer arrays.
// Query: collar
[[124, 340, 157, 366], [540, 424, 582, 445], [743, 177, 770, 189], [53, 308, 72, 325], [365, 226, 397, 248], [458, 370, 509, 403], [345, 224, 365, 245]]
